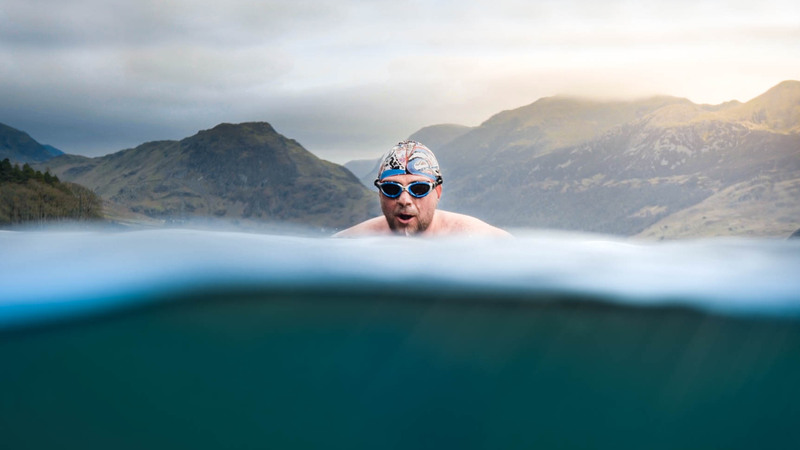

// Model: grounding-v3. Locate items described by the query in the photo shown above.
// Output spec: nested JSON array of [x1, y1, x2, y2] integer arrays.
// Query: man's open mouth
[[398, 213, 414, 222]]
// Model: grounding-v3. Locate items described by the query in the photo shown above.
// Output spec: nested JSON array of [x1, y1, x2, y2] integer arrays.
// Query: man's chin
[[390, 224, 418, 236], [389, 220, 420, 236]]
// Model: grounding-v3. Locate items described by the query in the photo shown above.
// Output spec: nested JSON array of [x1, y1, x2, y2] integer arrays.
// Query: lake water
[[2, 228, 799, 449]]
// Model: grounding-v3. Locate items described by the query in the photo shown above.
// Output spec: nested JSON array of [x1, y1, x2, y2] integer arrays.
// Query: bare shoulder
[[435, 210, 512, 237], [332, 217, 390, 237]]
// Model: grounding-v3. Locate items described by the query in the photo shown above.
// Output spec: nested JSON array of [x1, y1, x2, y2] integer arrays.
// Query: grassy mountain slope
[[637, 174, 800, 239], [1, 159, 102, 225], [720, 80, 800, 134], [45, 122, 378, 230], [437, 81, 800, 237], [0, 123, 62, 163], [436, 96, 688, 169]]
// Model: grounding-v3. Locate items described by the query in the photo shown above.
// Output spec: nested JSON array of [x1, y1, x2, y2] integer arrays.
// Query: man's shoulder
[[435, 210, 512, 237], [333, 211, 511, 238], [332, 217, 390, 237]]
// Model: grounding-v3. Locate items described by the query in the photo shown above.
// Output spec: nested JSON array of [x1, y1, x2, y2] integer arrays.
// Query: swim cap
[[376, 140, 443, 183]]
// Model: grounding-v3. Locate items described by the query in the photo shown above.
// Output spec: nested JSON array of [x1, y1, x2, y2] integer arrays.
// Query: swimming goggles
[[374, 180, 438, 198]]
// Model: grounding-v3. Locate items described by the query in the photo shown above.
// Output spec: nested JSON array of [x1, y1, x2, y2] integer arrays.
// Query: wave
[[2, 227, 799, 329]]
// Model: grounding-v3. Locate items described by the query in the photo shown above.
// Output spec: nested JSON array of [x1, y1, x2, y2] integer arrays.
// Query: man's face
[[379, 174, 441, 235]]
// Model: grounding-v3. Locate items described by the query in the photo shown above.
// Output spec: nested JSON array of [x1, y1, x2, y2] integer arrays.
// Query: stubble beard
[[386, 207, 434, 236], [388, 215, 421, 235]]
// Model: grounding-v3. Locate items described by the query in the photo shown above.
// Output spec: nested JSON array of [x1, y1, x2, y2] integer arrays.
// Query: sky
[[1, 0, 798, 164]]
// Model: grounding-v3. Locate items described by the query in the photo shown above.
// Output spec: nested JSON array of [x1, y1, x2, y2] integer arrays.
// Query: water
[[2, 228, 800, 449]]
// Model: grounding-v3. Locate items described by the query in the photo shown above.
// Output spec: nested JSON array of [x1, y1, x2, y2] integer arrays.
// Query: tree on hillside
[[0, 158, 12, 182], [0, 158, 103, 225]]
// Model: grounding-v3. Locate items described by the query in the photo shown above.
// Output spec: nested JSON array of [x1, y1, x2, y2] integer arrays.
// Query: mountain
[[0, 123, 63, 163], [42, 144, 65, 158], [718, 80, 800, 134], [344, 158, 381, 187], [437, 95, 688, 166], [42, 122, 378, 230], [430, 95, 692, 210], [434, 81, 800, 237], [409, 124, 473, 151], [1, 159, 102, 225]]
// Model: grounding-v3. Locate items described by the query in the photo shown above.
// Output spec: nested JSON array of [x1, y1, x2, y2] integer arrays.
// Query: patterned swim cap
[[376, 140, 443, 183]]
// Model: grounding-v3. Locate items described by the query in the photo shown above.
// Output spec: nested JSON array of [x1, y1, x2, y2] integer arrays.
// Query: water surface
[[2, 228, 799, 449]]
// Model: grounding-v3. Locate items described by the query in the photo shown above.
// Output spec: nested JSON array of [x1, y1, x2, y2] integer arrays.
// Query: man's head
[[374, 140, 443, 235]]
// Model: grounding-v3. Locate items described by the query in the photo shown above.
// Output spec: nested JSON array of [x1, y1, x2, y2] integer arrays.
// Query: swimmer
[[334, 140, 511, 237]]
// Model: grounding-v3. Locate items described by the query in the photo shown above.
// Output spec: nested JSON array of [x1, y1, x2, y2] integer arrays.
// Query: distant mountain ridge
[[717, 80, 800, 134], [427, 80, 800, 238], [41, 122, 378, 230], [409, 124, 473, 152], [0, 123, 63, 163]]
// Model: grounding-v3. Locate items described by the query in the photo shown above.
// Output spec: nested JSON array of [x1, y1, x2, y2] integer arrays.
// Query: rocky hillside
[[42, 123, 378, 230], [422, 81, 800, 238]]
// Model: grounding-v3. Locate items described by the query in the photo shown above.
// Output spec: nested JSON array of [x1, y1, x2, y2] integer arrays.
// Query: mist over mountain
[[343, 158, 381, 188], [427, 80, 800, 238], [409, 124, 473, 153], [40, 122, 378, 230]]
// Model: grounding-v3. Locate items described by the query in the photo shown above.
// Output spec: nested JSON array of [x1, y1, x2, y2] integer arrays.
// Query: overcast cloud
[[1, 0, 798, 163]]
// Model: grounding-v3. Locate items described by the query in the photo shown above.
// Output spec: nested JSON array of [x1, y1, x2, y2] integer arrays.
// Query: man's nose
[[396, 190, 413, 204]]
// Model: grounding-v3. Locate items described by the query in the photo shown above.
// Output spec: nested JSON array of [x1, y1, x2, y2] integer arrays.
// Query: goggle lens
[[409, 183, 432, 197], [380, 183, 402, 197], [376, 181, 435, 198]]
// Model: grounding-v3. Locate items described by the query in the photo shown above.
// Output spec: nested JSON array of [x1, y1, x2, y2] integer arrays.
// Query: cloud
[[0, 0, 798, 162], [0, 0, 343, 47]]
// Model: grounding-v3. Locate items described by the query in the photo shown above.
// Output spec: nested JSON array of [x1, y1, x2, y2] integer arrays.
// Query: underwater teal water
[[2, 229, 799, 449]]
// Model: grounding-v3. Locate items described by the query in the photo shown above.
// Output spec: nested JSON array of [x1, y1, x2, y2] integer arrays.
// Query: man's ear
[[435, 184, 442, 198]]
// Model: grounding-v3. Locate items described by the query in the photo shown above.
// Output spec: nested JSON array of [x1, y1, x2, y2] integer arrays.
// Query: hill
[[0, 123, 63, 163], [1, 158, 102, 225], [429, 81, 800, 237], [436, 95, 688, 171], [43, 122, 378, 230], [719, 80, 800, 134], [344, 158, 381, 188], [408, 124, 473, 152]]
